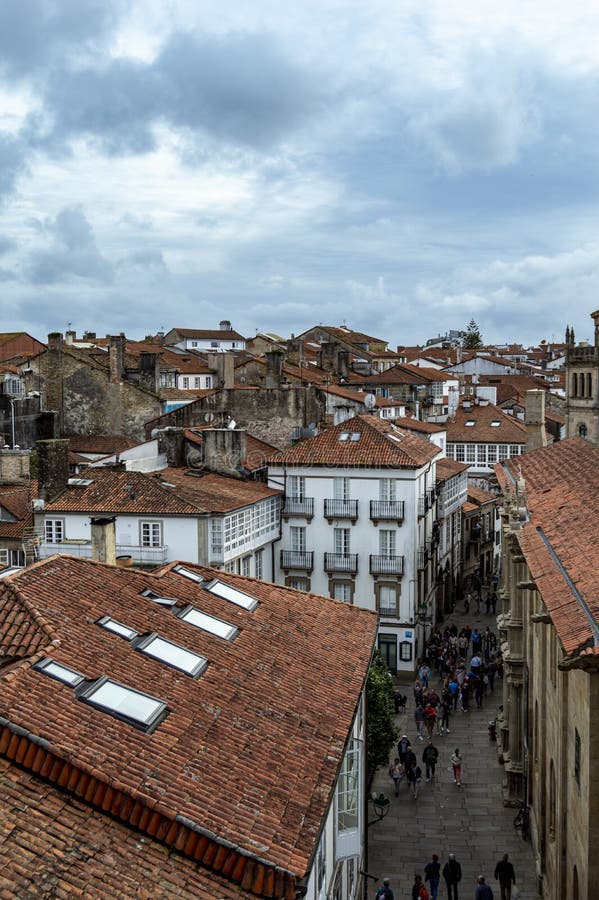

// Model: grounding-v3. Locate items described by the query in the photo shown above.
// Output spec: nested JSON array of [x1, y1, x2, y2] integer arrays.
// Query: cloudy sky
[[1, 0, 598, 347]]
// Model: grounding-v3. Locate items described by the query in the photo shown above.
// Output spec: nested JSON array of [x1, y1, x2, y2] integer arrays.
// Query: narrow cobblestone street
[[367, 607, 537, 900]]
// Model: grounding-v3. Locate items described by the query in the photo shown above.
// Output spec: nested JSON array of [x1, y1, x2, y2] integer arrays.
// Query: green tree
[[366, 653, 399, 776], [463, 319, 483, 349]]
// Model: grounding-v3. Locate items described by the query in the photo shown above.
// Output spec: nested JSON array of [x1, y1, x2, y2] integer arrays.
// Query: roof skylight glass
[[350, 432, 361, 441], [35, 658, 84, 685], [205, 580, 259, 610], [80, 678, 166, 729], [97, 616, 138, 640], [141, 589, 177, 607], [137, 635, 207, 676], [490, 421, 501, 427], [178, 606, 238, 640], [338, 432, 350, 442], [173, 565, 205, 583], [465, 420, 476, 426], [67, 478, 93, 486]]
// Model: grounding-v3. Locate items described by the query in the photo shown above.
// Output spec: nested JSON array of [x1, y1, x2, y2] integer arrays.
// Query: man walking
[[442, 854, 462, 900], [474, 875, 494, 899], [375, 876, 394, 899], [424, 854, 441, 900], [422, 739, 439, 780], [494, 854, 516, 900]]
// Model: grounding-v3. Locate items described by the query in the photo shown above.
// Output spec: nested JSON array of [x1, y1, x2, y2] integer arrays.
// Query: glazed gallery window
[[337, 738, 360, 831], [45, 519, 64, 543]]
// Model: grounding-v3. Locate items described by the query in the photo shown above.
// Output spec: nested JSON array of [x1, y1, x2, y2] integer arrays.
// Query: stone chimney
[[0, 449, 30, 483], [285, 337, 304, 367], [139, 351, 160, 393], [318, 342, 336, 373], [91, 516, 116, 565], [156, 427, 187, 467], [109, 334, 126, 384], [220, 319, 233, 331], [525, 390, 548, 452], [47, 332, 63, 352], [336, 348, 349, 379], [83, 331, 97, 341], [207, 352, 234, 389], [37, 439, 69, 502], [202, 428, 247, 478], [265, 350, 284, 388], [65, 330, 76, 346]]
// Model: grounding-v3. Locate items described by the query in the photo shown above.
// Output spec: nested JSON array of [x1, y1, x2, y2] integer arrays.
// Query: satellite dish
[[364, 393, 376, 410], [228, 419, 237, 430]]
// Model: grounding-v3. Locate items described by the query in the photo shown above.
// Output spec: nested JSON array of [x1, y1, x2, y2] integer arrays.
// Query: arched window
[[579, 423, 588, 439]]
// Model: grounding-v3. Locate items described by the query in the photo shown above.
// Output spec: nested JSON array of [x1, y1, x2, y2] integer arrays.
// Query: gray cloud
[[27, 206, 113, 285]]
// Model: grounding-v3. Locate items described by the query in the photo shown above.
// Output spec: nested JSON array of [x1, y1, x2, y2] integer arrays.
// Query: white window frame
[[140, 521, 162, 548], [379, 529, 396, 556], [45, 518, 64, 544], [334, 528, 351, 555], [290, 525, 306, 552]]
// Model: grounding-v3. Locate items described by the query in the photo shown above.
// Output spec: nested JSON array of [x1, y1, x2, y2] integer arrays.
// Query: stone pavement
[[367, 606, 537, 900]]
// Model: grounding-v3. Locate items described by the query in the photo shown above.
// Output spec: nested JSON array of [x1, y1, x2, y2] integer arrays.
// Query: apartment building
[[269, 414, 442, 671]]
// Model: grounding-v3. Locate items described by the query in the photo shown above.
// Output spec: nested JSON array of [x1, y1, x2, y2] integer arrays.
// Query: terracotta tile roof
[[67, 435, 138, 455], [392, 415, 446, 434], [473, 374, 550, 404], [467, 486, 497, 505], [0, 756, 256, 899], [497, 438, 599, 656], [359, 363, 449, 385], [0, 484, 34, 540], [168, 328, 246, 342], [270, 414, 440, 469], [446, 402, 527, 443], [436, 458, 469, 483], [44, 467, 203, 515], [0, 556, 377, 886], [153, 469, 281, 513]]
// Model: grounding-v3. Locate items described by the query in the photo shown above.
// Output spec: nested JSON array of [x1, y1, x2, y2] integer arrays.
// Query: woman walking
[[451, 748, 462, 786]]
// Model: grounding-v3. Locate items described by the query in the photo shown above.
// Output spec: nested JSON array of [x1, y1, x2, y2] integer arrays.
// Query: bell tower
[[566, 309, 599, 443]]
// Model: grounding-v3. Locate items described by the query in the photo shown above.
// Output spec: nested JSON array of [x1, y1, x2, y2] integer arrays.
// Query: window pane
[[87, 681, 164, 724], [140, 636, 207, 675], [180, 607, 237, 640], [206, 580, 258, 610], [98, 617, 138, 640]]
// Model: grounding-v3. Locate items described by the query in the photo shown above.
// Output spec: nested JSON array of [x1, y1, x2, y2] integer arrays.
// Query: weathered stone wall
[[146, 386, 326, 448], [28, 348, 161, 441]]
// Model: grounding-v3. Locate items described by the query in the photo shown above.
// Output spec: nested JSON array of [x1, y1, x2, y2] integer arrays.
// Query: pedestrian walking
[[424, 702, 437, 738], [419, 662, 431, 689], [474, 875, 494, 899], [388, 757, 404, 797], [491, 591, 498, 614], [398, 734, 411, 764], [375, 876, 394, 899], [405, 762, 422, 798], [493, 854, 516, 900], [451, 748, 462, 786], [415, 704, 425, 740], [422, 739, 439, 780], [442, 854, 462, 900], [438, 698, 451, 734], [412, 873, 429, 900], [424, 854, 441, 900], [486, 659, 497, 692]]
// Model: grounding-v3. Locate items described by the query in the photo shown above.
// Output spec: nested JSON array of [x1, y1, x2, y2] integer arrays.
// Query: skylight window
[[490, 420, 501, 427], [97, 616, 138, 640], [173, 565, 205, 583], [465, 420, 476, 426], [141, 589, 177, 607], [178, 606, 238, 640], [350, 432, 361, 441], [35, 657, 84, 685], [338, 432, 350, 442], [78, 678, 167, 731], [136, 634, 207, 677], [205, 580, 259, 611], [67, 478, 93, 486]]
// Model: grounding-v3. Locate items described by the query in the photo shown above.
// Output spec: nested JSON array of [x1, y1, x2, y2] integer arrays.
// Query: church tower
[[566, 309, 599, 443]]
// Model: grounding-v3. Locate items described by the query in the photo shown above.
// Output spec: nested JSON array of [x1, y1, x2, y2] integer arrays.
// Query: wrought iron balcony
[[280, 550, 314, 571], [283, 497, 314, 517], [324, 552, 358, 573], [324, 499, 359, 520], [370, 500, 405, 522], [370, 554, 404, 575]]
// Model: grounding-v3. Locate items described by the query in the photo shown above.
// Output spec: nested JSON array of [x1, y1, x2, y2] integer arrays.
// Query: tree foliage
[[366, 653, 399, 776], [463, 318, 483, 349]]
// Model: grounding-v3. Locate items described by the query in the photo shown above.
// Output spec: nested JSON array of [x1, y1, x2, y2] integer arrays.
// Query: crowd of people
[[378, 616, 516, 899], [376, 852, 517, 900]]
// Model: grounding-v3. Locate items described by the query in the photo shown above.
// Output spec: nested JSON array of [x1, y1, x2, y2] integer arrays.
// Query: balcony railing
[[417, 548, 427, 569], [283, 497, 314, 517], [418, 496, 425, 518], [324, 499, 359, 520], [324, 552, 358, 573], [280, 550, 314, 571], [38, 541, 168, 565], [370, 500, 405, 522], [370, 554, 404, 575]]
